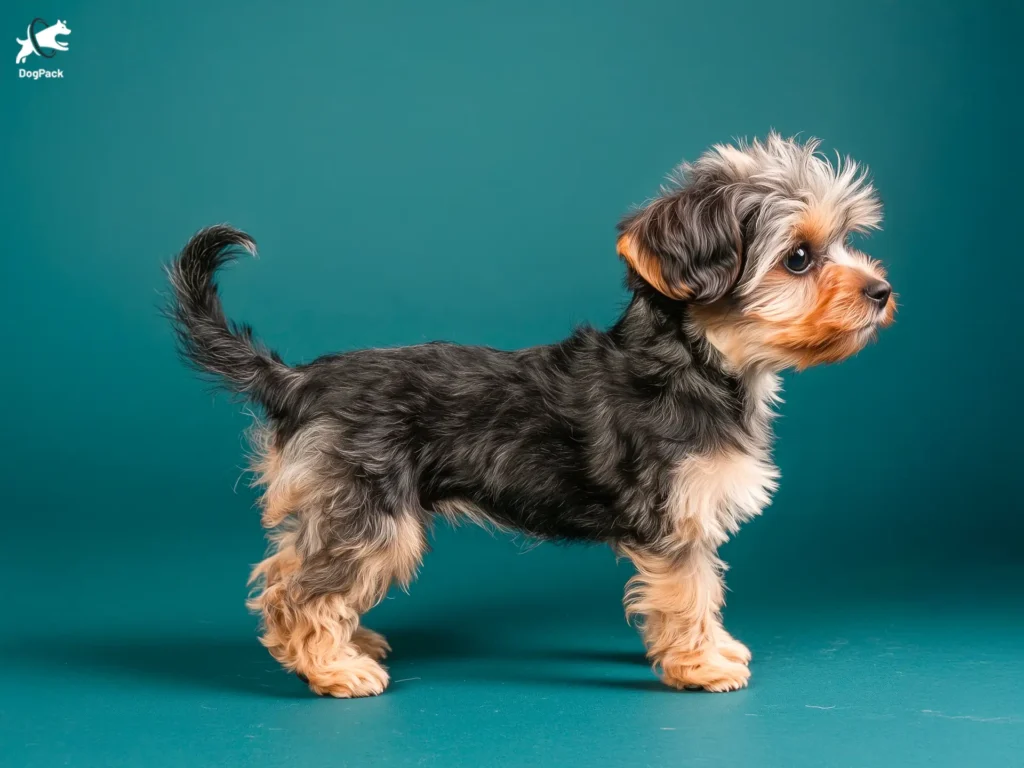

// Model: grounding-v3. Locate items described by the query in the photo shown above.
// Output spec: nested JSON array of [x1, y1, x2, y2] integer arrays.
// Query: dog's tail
[[166, 225, 300, 419]]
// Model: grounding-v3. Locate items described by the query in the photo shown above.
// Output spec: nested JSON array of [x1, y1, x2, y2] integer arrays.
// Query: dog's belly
[[441, 448, 780, 546], [429, 484, 649, 543]]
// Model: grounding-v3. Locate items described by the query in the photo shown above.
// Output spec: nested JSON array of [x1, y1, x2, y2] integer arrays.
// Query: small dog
[[168, 134, 894, 697]]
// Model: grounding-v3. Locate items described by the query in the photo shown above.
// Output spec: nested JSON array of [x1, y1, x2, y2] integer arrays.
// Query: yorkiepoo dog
[[168, 133, 894, 696]]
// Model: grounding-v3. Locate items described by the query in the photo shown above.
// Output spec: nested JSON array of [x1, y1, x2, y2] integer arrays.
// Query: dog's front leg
[[623, 544, 750, 692]]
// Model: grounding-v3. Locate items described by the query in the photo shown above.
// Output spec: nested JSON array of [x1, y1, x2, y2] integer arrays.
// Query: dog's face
[[53, 20, 70, 36], [617, 134, 895, 370]]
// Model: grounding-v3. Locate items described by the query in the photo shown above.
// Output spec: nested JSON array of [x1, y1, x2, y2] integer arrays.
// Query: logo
[[15, 18, 70, 65]]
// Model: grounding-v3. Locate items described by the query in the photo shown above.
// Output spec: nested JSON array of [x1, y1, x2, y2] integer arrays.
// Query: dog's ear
[[616, 183, 743, 303]]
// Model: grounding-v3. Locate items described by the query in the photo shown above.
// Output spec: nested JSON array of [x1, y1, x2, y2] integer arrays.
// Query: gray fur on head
[[618, 132, 882, 304]]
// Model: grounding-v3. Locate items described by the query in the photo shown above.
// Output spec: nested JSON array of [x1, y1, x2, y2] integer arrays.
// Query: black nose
[[863, 279, 891, 307]]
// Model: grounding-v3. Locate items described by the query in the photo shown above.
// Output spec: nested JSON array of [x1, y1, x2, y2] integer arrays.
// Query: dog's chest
[[665, 372, 781, 545], [666, 448, 779, 545]]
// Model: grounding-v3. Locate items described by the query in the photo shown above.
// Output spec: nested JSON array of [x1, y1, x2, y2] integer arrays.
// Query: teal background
[[2, 1, 1022, 766]]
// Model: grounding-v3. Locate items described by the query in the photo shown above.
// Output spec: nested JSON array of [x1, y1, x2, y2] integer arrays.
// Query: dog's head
[[617, 133, 894, 371], [52, 20, 71, 36]]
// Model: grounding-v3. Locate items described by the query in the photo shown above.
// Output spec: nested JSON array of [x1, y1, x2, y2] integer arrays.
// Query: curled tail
[[167, 225, 299, 418]]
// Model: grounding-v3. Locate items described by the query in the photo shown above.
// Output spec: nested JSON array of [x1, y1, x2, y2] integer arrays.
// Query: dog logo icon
[[15, 18, 70, 65]]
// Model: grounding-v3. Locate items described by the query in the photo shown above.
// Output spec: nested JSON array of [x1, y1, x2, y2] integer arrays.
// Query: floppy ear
[[616, 184, 743, 303]]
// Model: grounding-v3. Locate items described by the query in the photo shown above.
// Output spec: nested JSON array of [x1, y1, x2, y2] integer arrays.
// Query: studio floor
[[3, 526, 1021, 768]]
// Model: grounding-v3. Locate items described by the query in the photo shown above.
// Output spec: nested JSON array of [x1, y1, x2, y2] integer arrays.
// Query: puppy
[[168, 133, 894, 697]]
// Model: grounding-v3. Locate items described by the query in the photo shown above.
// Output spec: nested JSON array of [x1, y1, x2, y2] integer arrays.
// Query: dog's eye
[[784, 244, 813, 274]]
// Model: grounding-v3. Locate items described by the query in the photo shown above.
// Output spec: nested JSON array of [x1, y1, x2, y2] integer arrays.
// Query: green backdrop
[[2, 1, 1021, 766]]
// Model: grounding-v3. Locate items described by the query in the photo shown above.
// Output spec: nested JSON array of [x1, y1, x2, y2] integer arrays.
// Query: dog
[[168, 133, 894, 697], [15, 19, 70, 64]]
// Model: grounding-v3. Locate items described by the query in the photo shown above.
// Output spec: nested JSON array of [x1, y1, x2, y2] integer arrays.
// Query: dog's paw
[[660, 651, 750, 693], [715, 630, 752, 665], [304, 653, 390, 698], [352, 626, 391, 661]]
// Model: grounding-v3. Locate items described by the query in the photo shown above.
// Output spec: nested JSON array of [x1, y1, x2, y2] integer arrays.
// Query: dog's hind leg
[[351, 625, 391, 661], [248, 433, 425, 697], [248, 509, 425, 697]]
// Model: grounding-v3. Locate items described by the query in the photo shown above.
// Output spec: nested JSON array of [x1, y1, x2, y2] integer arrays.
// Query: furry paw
[[660, 651, 751, 693], [715, 629, 752, 665], [352, 626, 391, 661], [304, 653, 390, 698]]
